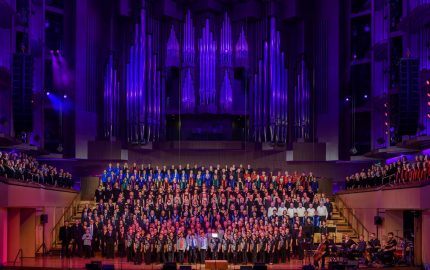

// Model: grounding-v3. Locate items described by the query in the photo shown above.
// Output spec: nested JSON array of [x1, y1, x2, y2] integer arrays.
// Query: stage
[[1, 257, 421, 270]]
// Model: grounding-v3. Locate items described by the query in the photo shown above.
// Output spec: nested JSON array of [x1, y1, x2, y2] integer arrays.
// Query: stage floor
[[3, 257, 420, 270], [4, 257, 314, 270]]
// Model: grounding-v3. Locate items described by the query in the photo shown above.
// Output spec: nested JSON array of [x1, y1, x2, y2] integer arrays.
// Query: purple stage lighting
[[46, 91, 50, 96], [63, 94, 67, 99], [364, 94, 368, 99], [345, 97, 350, 102]]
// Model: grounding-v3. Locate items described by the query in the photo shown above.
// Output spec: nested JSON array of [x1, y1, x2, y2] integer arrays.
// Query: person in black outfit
[[378, 232, 397, 265], [314, 234, 330, 269], [117, 226, 126, 257], [71, 220, 84, 257], [105, 226, 116, 259], [59, 221, 71, 257]]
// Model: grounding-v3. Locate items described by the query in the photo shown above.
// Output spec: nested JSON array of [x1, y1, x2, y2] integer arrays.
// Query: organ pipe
[[199, 18, 216, 112], [182, 10, 195, 112], [294, 55, 311, 140], [125, 9, 162, 143], [252, 17, 288, 143], [103, 53, 120, 140]]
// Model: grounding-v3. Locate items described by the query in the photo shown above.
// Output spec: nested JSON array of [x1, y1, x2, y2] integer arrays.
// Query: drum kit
[[394, 238, 414, 265]]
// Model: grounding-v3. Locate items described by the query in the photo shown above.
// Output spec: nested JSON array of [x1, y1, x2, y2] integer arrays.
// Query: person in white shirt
[[277, 202, 287, 217], [307, 203, 316, 226], [268, 201, 277, 217], [316, 202, 328, 226], [296, 202, 306, 224], [287, 203, 296, 223]]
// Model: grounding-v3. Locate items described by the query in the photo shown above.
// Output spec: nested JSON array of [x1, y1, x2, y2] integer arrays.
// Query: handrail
[[13, 248, 23, 267], [50, 193, 81, 249], [335, 195, 371, 240]]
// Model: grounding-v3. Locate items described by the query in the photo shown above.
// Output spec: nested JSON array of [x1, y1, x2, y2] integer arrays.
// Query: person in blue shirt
[[199, 230, 208, 263], [101, 170, 109, 183]]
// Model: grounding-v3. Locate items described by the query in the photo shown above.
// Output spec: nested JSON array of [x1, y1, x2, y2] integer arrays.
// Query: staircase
[[49, 199, 96, 255], [328, 200, 359, 243]]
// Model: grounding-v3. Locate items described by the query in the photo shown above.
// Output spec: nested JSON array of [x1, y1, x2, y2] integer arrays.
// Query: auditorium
[[0, 0, 429, 269]]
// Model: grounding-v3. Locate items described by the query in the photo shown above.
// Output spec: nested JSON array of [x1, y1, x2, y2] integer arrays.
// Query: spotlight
[[63, 94, 67, 99], [56, 50, 60, 54], [426, 80, 430, 85], [345, 97, 350, 102], [46, 92, 50, 96], [364, 94, 368, 99], [50, 50, 54, 54]]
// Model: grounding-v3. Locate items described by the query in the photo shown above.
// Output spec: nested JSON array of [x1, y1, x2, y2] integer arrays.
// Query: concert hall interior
[[1, 0, 430, 269]]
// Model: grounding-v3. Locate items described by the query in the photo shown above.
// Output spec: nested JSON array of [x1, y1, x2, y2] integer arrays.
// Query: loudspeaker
[[240, 266, 253, 270], [234, 67, 246, 80], [253, 263, 267, 270], [12, 53, 33, 134], [303, 265, 316, 270], [101, 265, 114, 270], [397, 58, 419, 135], [162, 262, 177, 270], [40, 214, 48, 224], [374, 216, 383, 225], [85, 263, 101, 270], [179, 266, 192, 270]]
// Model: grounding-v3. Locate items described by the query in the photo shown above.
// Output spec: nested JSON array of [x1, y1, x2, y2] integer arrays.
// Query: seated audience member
[[0, 151, 74, 188]]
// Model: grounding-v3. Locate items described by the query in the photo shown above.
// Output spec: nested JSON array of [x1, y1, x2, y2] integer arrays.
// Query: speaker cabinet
[[12, 53, 33, 134], [374, 216, 383, 225], [40, 214, 48, 224]]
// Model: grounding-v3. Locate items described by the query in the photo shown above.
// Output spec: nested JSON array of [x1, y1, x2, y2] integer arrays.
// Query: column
[[0, 208, 8, 265], [7, 208, 20, 262]]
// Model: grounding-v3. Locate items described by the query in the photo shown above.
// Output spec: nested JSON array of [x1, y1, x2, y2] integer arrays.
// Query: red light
[[426, 80, 430, 85], [427, 93, 430, 97], [427, 101, 430, 106], [427, 113, 430, 118], [385, 113, 388, 116], [385, 122, 388, 126]]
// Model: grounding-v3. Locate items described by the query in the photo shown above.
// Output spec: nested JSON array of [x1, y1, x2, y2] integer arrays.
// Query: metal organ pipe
[[220, 12, 233, 112], [294, 55, 310, 140], [199, 18, 216, 112], [252, 17, 288, 143], [182, 10, 196, 112], [125, 9, 162, 143], [103, 53, 120, 140]]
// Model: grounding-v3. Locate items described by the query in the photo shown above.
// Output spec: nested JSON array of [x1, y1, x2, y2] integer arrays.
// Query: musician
[[258, 232, 267, 263], [143, 234, 153, 264], [198, 230, 208, 263], [341, 234, 356, 259], [105, 226, 116, 259], [220, 233, 229, 261], [155, 234, 165, 263], [378, 232, 397, 265], [314, 234, 330, 269], [209, 233, 219, 260], [249, 233, 258, 263], [243, 232, 250, 264], [126, 228, 134, 262], [319, 220, 329, 235], [133, 231, 142, 265], [176, 232, 187, 264], [368, 232, 381, 254], [268, 233, 277, 264], [59, 221, 71, 258], [229, 233, 238, 264], [166, 232, 175, 263], [356, 235, 366, 253]]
